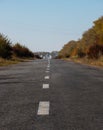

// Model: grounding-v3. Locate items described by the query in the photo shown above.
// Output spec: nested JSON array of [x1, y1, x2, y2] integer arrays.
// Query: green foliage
[[0, 34, 12, 59]]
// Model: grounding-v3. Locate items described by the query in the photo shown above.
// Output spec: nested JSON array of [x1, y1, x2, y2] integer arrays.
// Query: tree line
[[59, 16, 103, 59], [0, 34, 34, 59]]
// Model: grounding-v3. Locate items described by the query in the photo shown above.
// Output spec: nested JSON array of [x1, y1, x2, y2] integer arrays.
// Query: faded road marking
[[47, 65, 50, 68], [43, 84, 49, 89], [45, 76, 49, 79], [37, 101, 50, 115]]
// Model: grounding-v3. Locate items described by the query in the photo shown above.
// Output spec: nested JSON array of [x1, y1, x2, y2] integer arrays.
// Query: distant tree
[[34, 54, 42, 59], [59, 40, 77, 58]]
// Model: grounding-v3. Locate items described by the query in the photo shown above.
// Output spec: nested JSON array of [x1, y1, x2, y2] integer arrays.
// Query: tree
[[59, 16, 103, 59], [87, 44, 103, 59], [81, 28, 98, 54], [59, 40, 77, 58], [93, 16, 103, 45]]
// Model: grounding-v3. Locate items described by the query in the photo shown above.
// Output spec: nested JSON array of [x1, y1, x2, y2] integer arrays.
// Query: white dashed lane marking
[[45, 76, 49, 79], [37, 101, 50, 115], [43, 84, 49, 89]]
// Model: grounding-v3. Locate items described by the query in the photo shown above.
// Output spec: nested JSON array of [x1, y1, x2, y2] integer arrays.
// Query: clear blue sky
[[0, 0, 103, 52]]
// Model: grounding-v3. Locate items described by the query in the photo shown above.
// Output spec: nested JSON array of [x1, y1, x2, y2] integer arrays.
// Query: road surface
[[0, 59, 103, 130]]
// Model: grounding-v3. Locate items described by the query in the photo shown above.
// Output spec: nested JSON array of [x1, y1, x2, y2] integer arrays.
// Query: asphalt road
[[0, 59, 103, 130]]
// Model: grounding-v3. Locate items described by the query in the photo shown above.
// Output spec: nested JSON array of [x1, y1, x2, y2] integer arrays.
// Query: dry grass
[[0, 58, 19, 66], [64, 56, 103, 68], [0, 57, 35, 66]]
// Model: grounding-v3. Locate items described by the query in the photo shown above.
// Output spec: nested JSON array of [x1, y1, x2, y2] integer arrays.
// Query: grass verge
[[64, 56, 103, 68], [0, 57, 35, 66]]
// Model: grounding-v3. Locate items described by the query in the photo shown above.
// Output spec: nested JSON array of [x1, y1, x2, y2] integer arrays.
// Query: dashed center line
[[43, 84, 49, 89], [45, 76, 49, 79], [37, 101, 50, 115], [37, 61, 51, 116]]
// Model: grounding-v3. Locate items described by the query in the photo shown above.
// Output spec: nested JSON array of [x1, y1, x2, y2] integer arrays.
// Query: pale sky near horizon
[[0, 0, 103, 52]]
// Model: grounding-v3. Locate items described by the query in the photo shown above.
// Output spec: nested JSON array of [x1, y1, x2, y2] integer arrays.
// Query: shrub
[[87, 44, 103, 59], [12, 43, 34, 58], [0, 34, 12, 59]]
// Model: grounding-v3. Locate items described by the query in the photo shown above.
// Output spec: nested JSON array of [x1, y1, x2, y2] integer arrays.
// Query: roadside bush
[[12, 43, 34, 58], [87, 44, 103, 59], [56, 54, 63, 59], [0, 34, 12, 59], [77, 48, 86, 58], [34, 54, 42, 59]]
